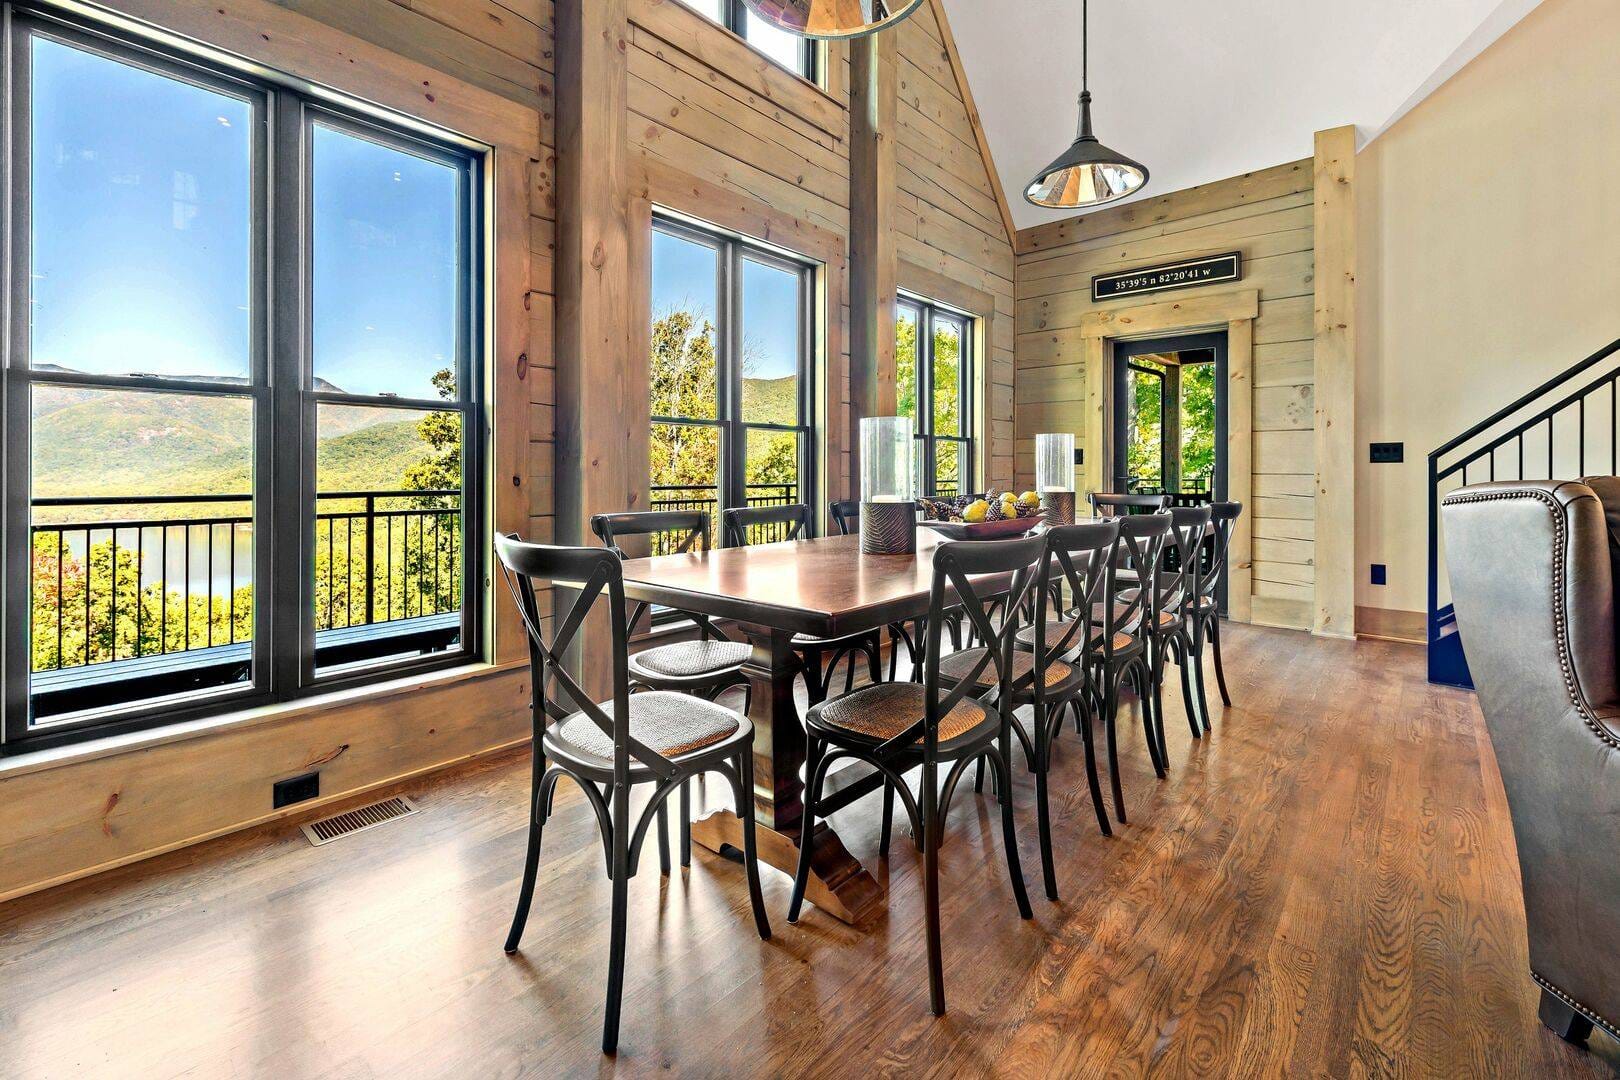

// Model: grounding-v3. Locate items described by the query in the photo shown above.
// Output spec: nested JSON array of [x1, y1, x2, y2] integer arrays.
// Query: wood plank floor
[[2, 625, 1616, 1078]]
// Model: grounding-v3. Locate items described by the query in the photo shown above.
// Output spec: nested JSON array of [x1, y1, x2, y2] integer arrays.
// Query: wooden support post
[[848, 28, 897, 482], [1313, 126, 1357, 639], [555, 0, 635, 695]]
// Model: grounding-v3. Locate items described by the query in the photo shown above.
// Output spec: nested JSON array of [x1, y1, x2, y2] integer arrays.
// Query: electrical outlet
[[273, 772, 320, 809], [1073, 448, 1084, 465], [1370, 564, 1387, 586], [1369, 442, 1404, 464]]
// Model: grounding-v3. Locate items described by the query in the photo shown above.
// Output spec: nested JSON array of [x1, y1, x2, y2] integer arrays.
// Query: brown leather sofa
[[1442, 479, 1620, 1050]]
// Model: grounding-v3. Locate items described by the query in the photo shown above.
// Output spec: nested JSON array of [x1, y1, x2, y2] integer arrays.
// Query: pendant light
[[740, 0, 925, 41], [1025, 0, 1149, 209]]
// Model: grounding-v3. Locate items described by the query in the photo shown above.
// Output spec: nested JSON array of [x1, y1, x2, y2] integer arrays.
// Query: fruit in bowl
[[1019, 490, 1041, 508], [961, 499, 989, 523]]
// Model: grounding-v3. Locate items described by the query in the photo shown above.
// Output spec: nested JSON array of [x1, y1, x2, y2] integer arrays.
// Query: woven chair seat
[[631, 639, 750, 679], [1016, 620, 1136, 654], [549, 691, 741, 760], [792, 629, 876, 648], [938, 647, 1074, 690], [814, 682, 988, 743]]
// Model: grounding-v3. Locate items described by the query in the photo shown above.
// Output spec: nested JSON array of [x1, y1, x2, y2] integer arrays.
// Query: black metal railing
[[28, 489, 461, 676], [1428, 335, 1620, 687], [648, 482, 799, 551]]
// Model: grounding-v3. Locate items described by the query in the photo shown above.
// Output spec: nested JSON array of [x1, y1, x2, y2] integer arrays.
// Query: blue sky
[[30, 36, 459, 401], [651, 228, 801, 400]]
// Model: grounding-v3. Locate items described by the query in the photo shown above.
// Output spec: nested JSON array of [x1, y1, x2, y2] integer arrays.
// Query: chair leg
[[735, 753, 771, 941], [879, 777, 895, 858], [866, 636, 882, 685], [656, 796, 671, 877], [1539, 986, 1595, 1045], [1034, 704, 1058, 901], [1143, 646, 1167, 779], [888, 626, 901, 683], [974, 756, 986, 794], [503, 767, 548, 954], [993, 733, 1033, 920], [803, 646, 827, 707], [1104, 677, 1128, 825], [1191, 620, 1214, 737], [679, 779, 692, 869], [842, 650, 857, 695], [787, 738, 825, 924], [922, 759, 946, 1016], [1074, 698, 1112, 837], [1178, 634, 1202, 740], [602, 782, 632, 1055], [1210, 614, 1232, 713]]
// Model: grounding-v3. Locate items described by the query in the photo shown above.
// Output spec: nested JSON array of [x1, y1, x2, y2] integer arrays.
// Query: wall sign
[[1092, 252, 1243, 302]]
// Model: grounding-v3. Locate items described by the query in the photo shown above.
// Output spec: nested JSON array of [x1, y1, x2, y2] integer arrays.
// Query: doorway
[[1110, 331, 1229, 503]]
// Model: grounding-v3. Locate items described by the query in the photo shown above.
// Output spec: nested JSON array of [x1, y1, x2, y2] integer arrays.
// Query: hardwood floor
[[2, 625, 1616, 1078]]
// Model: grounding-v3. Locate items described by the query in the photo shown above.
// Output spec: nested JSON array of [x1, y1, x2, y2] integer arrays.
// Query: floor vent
[[301, 796, 419, 847]]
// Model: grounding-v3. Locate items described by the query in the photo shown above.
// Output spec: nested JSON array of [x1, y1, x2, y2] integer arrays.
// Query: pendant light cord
[[1082, 0, 1089, 94]]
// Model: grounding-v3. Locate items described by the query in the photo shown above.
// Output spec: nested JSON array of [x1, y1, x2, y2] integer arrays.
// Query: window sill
[[0, 660, 524, 782]]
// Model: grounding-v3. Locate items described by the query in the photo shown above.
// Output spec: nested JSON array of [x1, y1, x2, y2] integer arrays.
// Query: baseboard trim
[[1355, 605, 1425, 645]]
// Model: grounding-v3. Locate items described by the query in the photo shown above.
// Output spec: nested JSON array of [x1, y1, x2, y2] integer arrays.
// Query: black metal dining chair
[[494, 534, 770, 1055], [591, 510, 752, 871], [1090, 492, 1172, 516], [724, 504, 883, 704], [956, 519, 1119, 896], [1183, 501, 1244, 730], [787, 532, 1042, 1016], [1135, 506, 1213, 762]]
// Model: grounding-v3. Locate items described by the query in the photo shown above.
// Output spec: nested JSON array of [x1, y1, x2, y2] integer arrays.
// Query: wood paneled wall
[[1013, 160, 1318, 630], [0, 0, 1022, 899], [894, 2, 1016, 490]]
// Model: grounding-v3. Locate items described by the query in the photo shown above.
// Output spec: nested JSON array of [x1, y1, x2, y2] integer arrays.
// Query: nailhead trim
[[1442, 486, 1620, 751], [1532, 970, 1620, 1040]]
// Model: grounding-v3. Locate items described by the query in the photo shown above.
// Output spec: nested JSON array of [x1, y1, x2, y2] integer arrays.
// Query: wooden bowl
[[918, 515, 1042, 541]]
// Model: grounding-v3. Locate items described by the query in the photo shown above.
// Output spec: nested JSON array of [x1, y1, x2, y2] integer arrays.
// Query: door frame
[[1109, 331, 1228, 500], [1080, 289, 1258, 622]]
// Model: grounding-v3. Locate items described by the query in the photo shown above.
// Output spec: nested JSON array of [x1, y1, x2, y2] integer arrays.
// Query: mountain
[[30, 368, 444, 516], [741, 375, 798, 426]]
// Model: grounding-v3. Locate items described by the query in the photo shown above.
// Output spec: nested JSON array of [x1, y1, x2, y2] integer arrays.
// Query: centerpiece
[[1036, 432, 1078, 525], [860, 416, 918, 554]]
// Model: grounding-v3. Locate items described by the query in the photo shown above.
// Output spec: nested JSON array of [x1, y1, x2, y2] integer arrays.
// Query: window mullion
[[268, 91, 308, 698]]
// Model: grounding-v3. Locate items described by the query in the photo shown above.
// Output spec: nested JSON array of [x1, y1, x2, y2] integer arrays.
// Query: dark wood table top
[[620, 530, 967, 638]]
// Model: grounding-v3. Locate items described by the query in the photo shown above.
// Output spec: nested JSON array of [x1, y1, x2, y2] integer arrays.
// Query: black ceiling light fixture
[[1025, 0, 1149, 210], [740, 0, 925, 40]]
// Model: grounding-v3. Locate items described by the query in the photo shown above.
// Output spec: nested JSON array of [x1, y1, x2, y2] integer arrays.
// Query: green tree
[[1126, 363, 1165, 489], [1180, 362, 1216, 490]]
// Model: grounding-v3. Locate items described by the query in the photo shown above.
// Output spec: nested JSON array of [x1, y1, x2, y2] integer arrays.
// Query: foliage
[[1126, 364, 1165, 487], [896, 311, 963, 492], [1180, 362, 1216, 488], [30, 367, 465, 675], [1123, 358, 1217, 492]]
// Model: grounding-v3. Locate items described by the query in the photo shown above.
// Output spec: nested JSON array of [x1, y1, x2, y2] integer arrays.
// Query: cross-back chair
[[1136, 505, 1213, 763], [1185, 501, 1243, 729], [1090, 492, 1172, 516], [494, 534, 769, 1055], [591, 510, 753, 870], [724, 504, 884, 704], [787, 533, 1043, 1017]]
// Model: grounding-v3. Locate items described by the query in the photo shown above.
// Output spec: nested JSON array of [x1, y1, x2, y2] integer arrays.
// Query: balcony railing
[[28, 489, 461, 681], [649, 482, 799, 549]]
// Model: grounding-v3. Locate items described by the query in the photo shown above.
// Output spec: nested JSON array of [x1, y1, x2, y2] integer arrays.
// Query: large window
[[650, 216, 815, 548], [897, 296, 974, 498], [4, 15, 484, 751], [674, 0, 818, 81]]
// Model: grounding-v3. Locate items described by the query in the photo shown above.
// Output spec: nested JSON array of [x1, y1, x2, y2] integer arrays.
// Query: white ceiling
[[940, 0, 1546, 233]]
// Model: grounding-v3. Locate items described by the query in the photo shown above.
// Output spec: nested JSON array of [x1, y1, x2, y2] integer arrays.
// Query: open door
[[1111, 331, 1228, 503]]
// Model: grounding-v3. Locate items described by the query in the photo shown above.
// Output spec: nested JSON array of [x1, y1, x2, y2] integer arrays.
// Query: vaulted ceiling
[[941, 0, 1546, 233]]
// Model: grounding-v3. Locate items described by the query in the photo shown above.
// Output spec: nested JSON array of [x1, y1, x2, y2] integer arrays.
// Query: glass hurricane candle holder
[[1036, 432, 1077, 525], [860, 416, 917, 554]]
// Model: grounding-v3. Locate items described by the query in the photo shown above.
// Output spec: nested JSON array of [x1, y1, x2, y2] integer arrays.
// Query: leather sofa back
[[1442, 480, 1620, 1036]]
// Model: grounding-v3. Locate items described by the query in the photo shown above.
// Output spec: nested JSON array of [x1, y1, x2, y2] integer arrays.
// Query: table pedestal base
[[689, 810, 884, 926]]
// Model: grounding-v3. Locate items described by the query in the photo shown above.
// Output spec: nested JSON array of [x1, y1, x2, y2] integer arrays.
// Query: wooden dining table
[[618, 527, 983, 926]]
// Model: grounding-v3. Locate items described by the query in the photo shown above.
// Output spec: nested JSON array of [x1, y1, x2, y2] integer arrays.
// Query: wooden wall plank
[[1312, 126, 1357, 639]]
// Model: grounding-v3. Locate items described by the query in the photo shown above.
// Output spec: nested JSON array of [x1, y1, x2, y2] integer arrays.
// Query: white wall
[[1356, 0, 1620, 620]]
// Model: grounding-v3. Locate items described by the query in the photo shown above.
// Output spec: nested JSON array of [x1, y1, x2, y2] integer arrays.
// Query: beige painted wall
[[1357, 0, 1620, 620]]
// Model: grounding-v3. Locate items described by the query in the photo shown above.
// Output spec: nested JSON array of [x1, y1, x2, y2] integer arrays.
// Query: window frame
[[1, 8, 487, 754], [679, 0, 819, 83], [898, 293, 976, 499], [650, 214, 817, 548]]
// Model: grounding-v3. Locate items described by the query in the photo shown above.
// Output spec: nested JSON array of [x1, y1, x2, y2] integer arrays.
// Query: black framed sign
[[1092, 252, 1242, 302]]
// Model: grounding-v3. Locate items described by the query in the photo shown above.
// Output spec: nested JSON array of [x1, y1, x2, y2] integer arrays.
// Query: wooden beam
[[848, 27, 898, 468], [555, 0, 635, 693], [925, 0, 1016, 249], [1312, 126, 1356, 639]]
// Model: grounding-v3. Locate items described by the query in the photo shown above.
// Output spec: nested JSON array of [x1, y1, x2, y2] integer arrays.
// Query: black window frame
[[2, 8, 487, 754], [898, 294, 975, 499], [649, 214, 817, 551], [680, 0, 819, 82]]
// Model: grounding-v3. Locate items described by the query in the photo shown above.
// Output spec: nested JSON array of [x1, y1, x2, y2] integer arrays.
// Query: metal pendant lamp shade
[[1025, 1, 1149, 210], [740, 0, 925, 40]]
